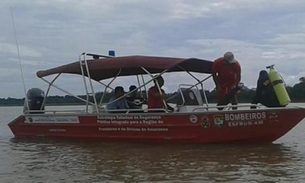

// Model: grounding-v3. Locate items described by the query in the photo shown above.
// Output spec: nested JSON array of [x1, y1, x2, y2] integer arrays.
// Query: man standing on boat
[[212, 52, 241, 110]]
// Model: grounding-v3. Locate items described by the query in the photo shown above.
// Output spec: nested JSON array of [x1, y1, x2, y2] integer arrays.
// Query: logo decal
[[213, 115, 224, 127], [201, 116, 210, 128], [268, 111, 279, 122], [189, 115, 198, 123]]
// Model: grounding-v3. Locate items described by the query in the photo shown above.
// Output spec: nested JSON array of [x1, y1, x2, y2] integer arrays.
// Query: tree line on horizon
[[1, 77, 304, 106]]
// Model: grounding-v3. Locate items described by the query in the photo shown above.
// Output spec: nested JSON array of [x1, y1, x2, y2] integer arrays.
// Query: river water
[[1, 105, 305, 183]]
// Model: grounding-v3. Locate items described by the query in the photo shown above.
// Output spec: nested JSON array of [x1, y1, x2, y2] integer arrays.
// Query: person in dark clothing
[[126, 85, 145, 109], [107, 86, 129, 110], [251, 70, 281, 109]]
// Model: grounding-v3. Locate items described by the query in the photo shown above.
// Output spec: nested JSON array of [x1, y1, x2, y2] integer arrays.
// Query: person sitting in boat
[[148, 75, 174, 112], [212, 52, 241, 110], [107, 86, 129, 111], [251, 70, 281, 108], [126, 85, 145, 109]]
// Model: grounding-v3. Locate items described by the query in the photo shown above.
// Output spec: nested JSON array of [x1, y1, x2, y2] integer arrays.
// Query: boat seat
[[177, 88, 203, 106]]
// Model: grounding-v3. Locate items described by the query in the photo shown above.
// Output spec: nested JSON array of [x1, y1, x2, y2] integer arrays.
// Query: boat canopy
[[36, 56, 213, 81]]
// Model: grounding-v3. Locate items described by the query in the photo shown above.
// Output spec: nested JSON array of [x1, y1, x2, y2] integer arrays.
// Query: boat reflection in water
[[9, 138, 304, 182]]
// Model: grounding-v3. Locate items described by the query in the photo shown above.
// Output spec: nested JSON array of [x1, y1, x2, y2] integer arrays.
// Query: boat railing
[[24, 109, 85, 114], [96, 104, 264, 113], [23, 104, 301, 115], [190, 104, 263, 112], [24, 105, 168, 115], [84, 53, 113, 59], [103, 108, 167, 113], [79, 52, 99, 113]]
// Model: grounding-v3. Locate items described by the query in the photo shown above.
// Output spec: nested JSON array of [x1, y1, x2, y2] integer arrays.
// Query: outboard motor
[[23, 88, 45, 114]]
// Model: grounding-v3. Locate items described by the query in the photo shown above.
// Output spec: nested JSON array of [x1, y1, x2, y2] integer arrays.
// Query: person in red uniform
[[148, 75, 173, 112], [212, 52, 241, 110]]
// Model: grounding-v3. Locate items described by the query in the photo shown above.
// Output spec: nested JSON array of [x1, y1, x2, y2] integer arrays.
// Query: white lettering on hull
[[98, 127, 168, 132], [224, 112, 266, 121], [213, 112, 267, 127], [49, 129, 66, 132], [97, 115, 164, 125], [228, 120, 264, 127]]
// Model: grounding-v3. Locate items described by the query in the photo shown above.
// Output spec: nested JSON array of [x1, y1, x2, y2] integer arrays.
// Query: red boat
[[8, 52, 305, 143]]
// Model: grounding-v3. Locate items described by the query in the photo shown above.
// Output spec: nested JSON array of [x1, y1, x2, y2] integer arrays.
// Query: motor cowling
[[267, 65, 291, 106], [23, 88, 45, 114]]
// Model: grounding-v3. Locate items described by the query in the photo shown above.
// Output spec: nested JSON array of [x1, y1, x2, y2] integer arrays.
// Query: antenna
[[10, 6, 28, 107]]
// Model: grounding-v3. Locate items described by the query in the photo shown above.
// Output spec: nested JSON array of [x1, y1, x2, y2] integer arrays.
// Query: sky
[[1, 0, 305, 98]]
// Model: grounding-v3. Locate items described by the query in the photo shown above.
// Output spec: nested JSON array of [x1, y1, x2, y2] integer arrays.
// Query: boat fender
[[266, 65, 291, 106]]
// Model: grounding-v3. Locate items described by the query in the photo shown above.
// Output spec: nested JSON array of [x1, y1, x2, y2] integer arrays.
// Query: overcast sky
[[1, 0, 305, 98]]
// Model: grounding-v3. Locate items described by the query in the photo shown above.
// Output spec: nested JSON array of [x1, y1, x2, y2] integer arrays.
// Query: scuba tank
[[266, 65, 291, 106]]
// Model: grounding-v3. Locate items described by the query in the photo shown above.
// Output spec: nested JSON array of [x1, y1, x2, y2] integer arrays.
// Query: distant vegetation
[[1, 78, 305, 106]]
